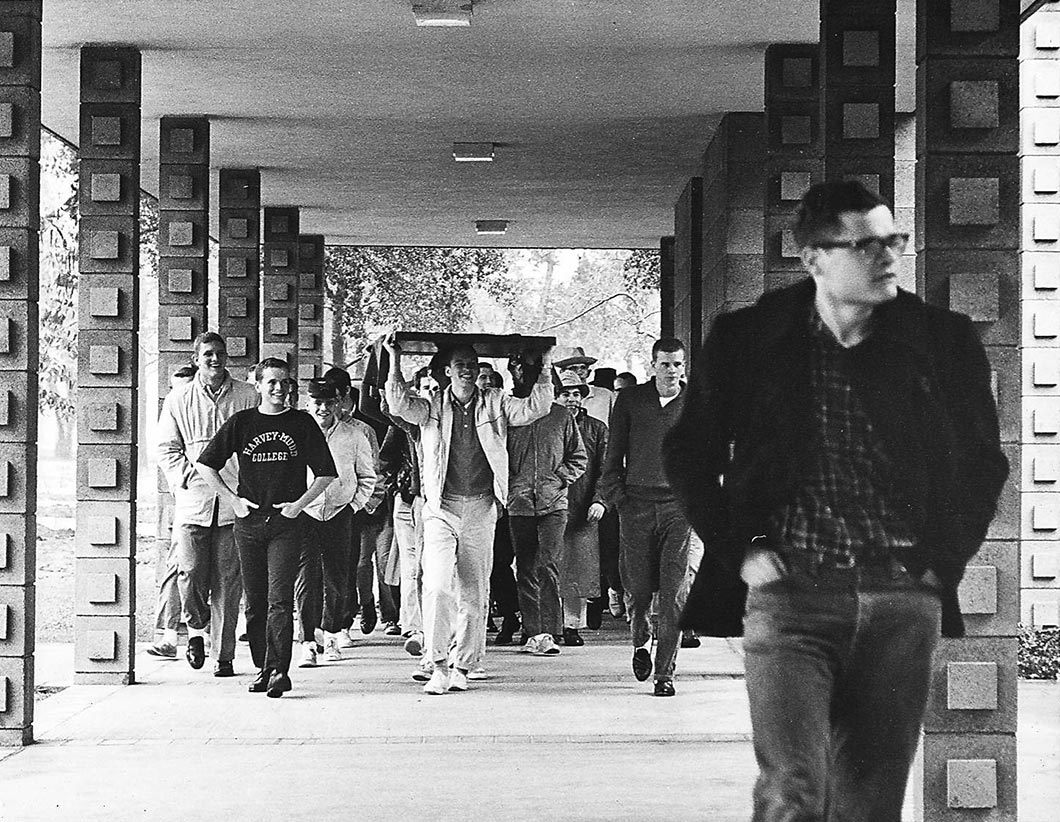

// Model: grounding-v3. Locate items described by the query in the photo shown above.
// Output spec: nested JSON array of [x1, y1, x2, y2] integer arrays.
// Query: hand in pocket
[[740, 547, 787, 588]]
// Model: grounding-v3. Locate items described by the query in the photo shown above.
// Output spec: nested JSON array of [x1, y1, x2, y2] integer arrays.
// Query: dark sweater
[[598, 379, 686, 505]]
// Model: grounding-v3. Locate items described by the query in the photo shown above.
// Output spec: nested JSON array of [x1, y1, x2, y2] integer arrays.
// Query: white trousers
[[393, 495, 425, 634], [421, 494, 498, 671]]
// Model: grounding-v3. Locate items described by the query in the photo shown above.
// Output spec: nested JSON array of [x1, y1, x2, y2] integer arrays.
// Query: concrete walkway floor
[[1, 627, 1057, 822]]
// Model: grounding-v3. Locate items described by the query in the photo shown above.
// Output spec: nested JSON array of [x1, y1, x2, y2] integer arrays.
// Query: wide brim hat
[[556, 371, 590, 397], [553, 345, 597, 369]]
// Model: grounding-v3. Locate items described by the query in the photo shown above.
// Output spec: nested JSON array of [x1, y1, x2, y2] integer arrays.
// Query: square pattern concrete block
[[89, 172, 120, 203], [298, 331, 317, 351], [84, 515, 117, 547], [1034, 112, 1060, 145], [225, 295, 248, 319], [167, 173, 193, 201], [88, 344, 119, 375], [1037, 22, 1060, 51], [88, 286, 119, 318], [85, 629, 116, 661], [782, 57, 813, 88], [85, 572, 117, 605], [948, 177, 999, 225], [947, 759, 997, 808], [1033, 162, 1060, 195], [781, 115, 812, 145], [1032, 550, 1059, 579], [224, 336, 248, 359], [1034, 64, 1060, 98], [950, 80, 999, 129], [1034, 212, 1060, 242], [959, 565, 998, 614], [0, 246, 10, 282], [0, 31, 12, 69], [167, 267, 193, 294], [268, 281, 290, 302], [167, 221, 193, 247], [780, 170, 811, 201], [269, 316, 290, 337], [166, 315, 193, 343], [227, 217, 248, 239], [299, 273, 318, 292], [841, 102, 879, 139], [85, 401, 118, 433], [1032, 405, 1060, 435], [87, 458, 117, 489], [89, 230, 120, 260], [946, 661, 998, 711], [75, 501, 132, 558], [948, 271, 999, 321], [842, 29, 879, 67], [268, 214, 290, 235], [298, 363, 319, 381], [91, 59, 123, 90], [1031, 601, 1059, 627], [225, 256, 248, 279], [0, 102, 12, 139], [1029, 351, 1060, 388], [1033, 454, 1060, 482], [269, 248, 290, 269], [1032, 502, 1059, 531], [0, 656, 32, 730], [950, 0, 999, 33], [168, 127, 195, 154], [90, 116, 121, 147]]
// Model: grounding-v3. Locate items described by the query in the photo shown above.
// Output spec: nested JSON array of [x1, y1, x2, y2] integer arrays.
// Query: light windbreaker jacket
[[304, 417, 377, 522], [385, 376, 553, 506], [157, 373, 258, 527]]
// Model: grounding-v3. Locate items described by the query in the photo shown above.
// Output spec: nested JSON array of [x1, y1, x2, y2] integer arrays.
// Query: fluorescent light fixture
[[476, 220, 508, 235], [453, 142, 495, 162], [414, 1, 472, 26]]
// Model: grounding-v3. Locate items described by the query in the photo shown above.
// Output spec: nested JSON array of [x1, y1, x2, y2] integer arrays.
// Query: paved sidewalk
[[1, 629, 1057, 822]]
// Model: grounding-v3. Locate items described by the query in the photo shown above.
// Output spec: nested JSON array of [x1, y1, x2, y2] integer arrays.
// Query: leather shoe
[[586, 599, 603, 630], [248, 668, 271, 693], [562, 628, 584, 647], [632, 647, 652, 682], [213, 660, 235, 678], [653, 679, 676, 697], [185, 636, 205, 670], [360, 608, 378, 635], [681, 630, 701, 649], [266, 671, 292, 698]]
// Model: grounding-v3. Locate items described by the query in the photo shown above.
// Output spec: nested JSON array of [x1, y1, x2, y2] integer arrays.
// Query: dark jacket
[[567, 409, 608, 523], [664, 279, 1008, 639], [507, 404, 588, 517], [379, 423, 421, 503], [598, 379, 686, 506]]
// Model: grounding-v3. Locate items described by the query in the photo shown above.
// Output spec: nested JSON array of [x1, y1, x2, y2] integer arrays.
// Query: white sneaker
[[468, 666, 488, 681], [448, 668, 469, 692], [532, 633, 560, 656], [298, 643, 317, 668], [336, 629, 355, 649], [608, 588, 625, 617], [520, 635, 538, 654], [314, 627, 325, 647], [423, 666, 449, 695], [403, 631, 424, 657], [323, 635, 342, 662], [412, 657, 434, 682]]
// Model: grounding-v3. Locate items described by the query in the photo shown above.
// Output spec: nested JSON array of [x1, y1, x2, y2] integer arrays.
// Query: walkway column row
[[218, 168, 262, 377], [0, 0, 40, 746]]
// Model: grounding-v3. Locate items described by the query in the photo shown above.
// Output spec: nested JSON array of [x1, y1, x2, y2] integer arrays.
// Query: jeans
[[393, 495, 424, 634], [509, 511, 567, 637], [599, 506, 622, 594], [742, 557, 942, 822], [344, 506, 399, 627], [421, 494, 498, 670], [234, 512, 303, 675], [175, 521, 242, 663], [618, 495, 690, 680], [296, 506, 352, 641], [154, 535, 181, 633]]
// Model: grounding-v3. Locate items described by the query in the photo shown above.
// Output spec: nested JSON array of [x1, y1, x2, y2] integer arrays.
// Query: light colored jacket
[[583, 385, 615, 425], [385, 377, 552, 506], [304, 417, 377, 522], [157, 373, 258, 527]]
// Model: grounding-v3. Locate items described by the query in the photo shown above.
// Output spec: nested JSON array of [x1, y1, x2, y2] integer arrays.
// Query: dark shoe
[[266, 671, 292, 698], [248, 668, 271, 693], [586, 599, 603, 630], [681, 630, 701, 649], [360, 608, 378, 635], [146, 641, 177, 659], [653, 679, 676, 697], [186, 636, 205, 670], [384, 621, 402, 636], [494, 630, 514, 646], [562, 628, 584, 647], [213, 660, 235, 678], [238, 632, 248, 643], [632, 648, 652, 682]]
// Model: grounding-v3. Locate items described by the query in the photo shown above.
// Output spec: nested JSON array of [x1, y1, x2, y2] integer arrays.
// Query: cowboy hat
[[553, 346, 597, 369]]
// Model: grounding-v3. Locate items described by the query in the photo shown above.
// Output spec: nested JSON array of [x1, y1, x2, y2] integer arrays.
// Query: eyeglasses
[[813, 232, 909, 257]]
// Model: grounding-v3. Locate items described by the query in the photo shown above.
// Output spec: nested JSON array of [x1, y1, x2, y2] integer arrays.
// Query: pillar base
[[0, 727, 33, 747], [73, 671, 134, 686]]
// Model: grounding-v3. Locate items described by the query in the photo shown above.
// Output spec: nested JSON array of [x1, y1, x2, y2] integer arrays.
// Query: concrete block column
[[260, 207, 299, 369], [915, 2, 1021, 819], [296, 234, 325, 381], [659, 235, 675, 338], [74, 46, 141, 685], [0, 0, 40, 747], [763, 44, 823, 293], [217, 169, 261, 377], [1019, 1, 1060, 630], [673, 178, 702, 354], [156, 117, 209, 398], [820, 0, 897, 202], [699, 112, 766, 331]]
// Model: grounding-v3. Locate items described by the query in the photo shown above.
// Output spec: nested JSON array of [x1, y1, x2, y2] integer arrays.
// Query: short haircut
[[192, 331, 226, 358], [322, 366, 352, 395], [651, 337, 685, 361], [413, 365, 432, 385], [488, 371, 504, 389], [616, 371, 637, 385], [254, 357, 290, 382], [478, 362, 494, 371], [172, 364, 197, 380], [793, 180, 887, 249], [448, 344, 478, 364]]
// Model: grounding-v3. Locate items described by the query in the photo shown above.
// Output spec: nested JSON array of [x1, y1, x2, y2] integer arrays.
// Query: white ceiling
[[41, 1, 918, 248]]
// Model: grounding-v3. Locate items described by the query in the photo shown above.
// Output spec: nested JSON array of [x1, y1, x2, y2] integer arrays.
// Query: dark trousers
[[295, 506, 353, 641], [509, 510, 567, 636], [490, 511, 519, 620], [618, 496, 690, 680], [743, 561, 941, 822], [598, 506, 622, 593], [343, 506, 400, 627], [234, 512, 303, 675]]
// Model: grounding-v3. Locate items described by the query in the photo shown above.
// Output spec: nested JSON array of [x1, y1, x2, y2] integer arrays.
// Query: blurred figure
[[614, 372, 638, 392]]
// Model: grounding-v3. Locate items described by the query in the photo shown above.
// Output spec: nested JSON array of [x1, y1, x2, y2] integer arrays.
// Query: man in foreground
[[666, 180, 1008, 820]]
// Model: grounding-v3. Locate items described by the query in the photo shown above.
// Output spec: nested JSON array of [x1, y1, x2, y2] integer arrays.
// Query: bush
[[1018, 625, 1060, 680]]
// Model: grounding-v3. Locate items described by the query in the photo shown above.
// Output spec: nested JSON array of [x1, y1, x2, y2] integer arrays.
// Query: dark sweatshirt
[[598, 379, 686, 505]]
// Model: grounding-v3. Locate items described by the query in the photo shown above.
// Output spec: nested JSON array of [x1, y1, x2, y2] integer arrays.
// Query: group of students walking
[[150, 328, 701, 699]]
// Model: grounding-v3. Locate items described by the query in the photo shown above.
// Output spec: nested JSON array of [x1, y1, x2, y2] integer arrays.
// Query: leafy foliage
[[622, 248, 661, 292], [1019, 625, 1059, 680]]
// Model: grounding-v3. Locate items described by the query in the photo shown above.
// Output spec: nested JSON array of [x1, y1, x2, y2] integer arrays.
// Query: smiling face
[[557, 388, 583, 413], [307, 395, 339, 429], [446, 346, 479, 394], [194, 339, 228, 384], [256, 366, 290, 412], [801, 205, 902, 311], [417, 374, 439, 398]]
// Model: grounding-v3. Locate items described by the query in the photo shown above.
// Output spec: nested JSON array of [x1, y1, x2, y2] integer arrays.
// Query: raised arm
[[502, 347, 555, 427], [382, 336, 432, 426]]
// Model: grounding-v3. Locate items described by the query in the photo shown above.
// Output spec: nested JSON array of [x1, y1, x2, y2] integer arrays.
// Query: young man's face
[[565, 363, 591, 382], [446, 349, 479, 392], [194, 340, 227, 381], [308, 396, 339, 429], [256, 367, 289, 409], [557, 388, 583, 412], [801, 205, 903, 310], [417, 375, 439, 398], [651, 349, 685, 392]]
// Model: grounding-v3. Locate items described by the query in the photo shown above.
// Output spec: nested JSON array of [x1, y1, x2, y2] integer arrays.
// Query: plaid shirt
[[770, 309, 915, 567]]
